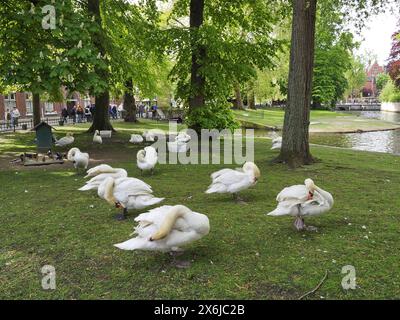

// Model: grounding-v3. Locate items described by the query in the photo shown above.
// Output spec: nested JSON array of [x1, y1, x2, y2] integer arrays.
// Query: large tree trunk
[[87, 0, 114, 132], [188, 0, 205, 133], [275, 0, 317, 167], [247, 80, 256, 109], [248, 90, 256, 109], [233, 82, 244, 109], [123, 79, 137, 122], [32, 93, 41, 126]]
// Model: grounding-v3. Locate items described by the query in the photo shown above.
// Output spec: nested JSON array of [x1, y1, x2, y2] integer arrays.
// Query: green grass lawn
[[0, 121, 400, 299], [234, 108, 400, 133]]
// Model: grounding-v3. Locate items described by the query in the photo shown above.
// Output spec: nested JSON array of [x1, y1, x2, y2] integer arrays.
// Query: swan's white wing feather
[[276, 185, 308, 202]]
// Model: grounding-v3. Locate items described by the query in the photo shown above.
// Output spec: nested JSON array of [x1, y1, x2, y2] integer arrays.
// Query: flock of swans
[[61, 130, 334, 255]]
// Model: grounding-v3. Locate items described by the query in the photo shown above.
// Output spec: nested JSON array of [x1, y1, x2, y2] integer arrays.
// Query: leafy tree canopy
[[0, 0, 106, 100]]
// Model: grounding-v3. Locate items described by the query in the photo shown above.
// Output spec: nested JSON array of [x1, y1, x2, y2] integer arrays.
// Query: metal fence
[[0, 116, 89, 133]]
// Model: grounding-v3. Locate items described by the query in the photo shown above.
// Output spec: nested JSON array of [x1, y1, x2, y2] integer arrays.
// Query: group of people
[[109, 105, 118, 119], [138, 104, 158, 119], [3, 101, 160, 129], [4, 106, 21, 128], [61, 104, 95, 124]]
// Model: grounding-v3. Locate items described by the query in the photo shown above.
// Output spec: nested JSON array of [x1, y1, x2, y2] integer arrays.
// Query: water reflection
[[253, 111, 400, 155], [349, 111, 400, 123]]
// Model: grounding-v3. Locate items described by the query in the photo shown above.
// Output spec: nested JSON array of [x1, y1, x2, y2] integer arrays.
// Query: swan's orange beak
[[307, 192, 314, 200], [115, 202, 122, 208]]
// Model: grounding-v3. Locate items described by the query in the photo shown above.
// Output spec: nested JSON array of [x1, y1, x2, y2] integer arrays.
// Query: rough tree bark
[[248, 90, 256, 109], [275, 0, 317, 167], [87, 0, 114, 132], [233, 82, 244, 110], [188, 0, 205, 133], [247, 80, 256, 109], [32, 93, 41, 126], [123, 79, 137, 122]]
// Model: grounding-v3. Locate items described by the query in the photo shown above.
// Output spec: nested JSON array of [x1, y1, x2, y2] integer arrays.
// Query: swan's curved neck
[[314, 185, 334, 206], [104, 178, 117, 205], [150, 205, 190, 241]]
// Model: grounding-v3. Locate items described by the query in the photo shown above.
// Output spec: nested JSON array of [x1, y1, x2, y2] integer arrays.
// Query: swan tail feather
[[205, 183, 225, 194], [78, 184, 96, 191]]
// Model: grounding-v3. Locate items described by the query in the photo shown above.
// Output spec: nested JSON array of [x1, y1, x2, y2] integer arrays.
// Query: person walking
[[5, 108, 11, 128], [139, 104, 144, 118], [90, 104, 95, 118], [85, 105, 91, 122], [151, 104, 157, 120], [76, 104, 84, 123], [11, 106, 20, 128], [111, 105, 117, 119], [70, 105, 77, 124], [61, 107, 68, 123]]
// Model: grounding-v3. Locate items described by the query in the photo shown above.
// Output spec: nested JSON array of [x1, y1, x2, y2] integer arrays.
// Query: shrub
[[185, 100, 239, 132], [379, 80, 400, 103]]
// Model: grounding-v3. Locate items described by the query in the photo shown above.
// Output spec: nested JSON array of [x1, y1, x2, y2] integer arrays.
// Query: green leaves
[[311, 1, 356, 107], [0, 0, 105, 99], [163, 0, 286, 129]]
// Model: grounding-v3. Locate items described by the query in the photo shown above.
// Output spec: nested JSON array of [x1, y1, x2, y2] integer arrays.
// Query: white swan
[[167, 132, 190, 153], [142, 129, 165, 142], [142, 130, 155, 142], [114, 205, 210, 251], [271, 136, 282, 150], [267, 178, 334, 231], [175, 132, 191, 143], [85, 164, 114, 178], [129, 134, 144, 144], [205, 162, 261, 201], [93, 130, 102, 144], [67, 147, 89, 170], [137, 146, 158, 174], [98, 176, 164, 220], [79, 168, 128, 191], [54, 133, 74, 147], [167, 140, 188, 153]]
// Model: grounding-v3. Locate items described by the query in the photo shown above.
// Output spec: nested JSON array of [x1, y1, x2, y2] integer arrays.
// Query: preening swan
[[67, 147, 89, 170], [98, 176, 164, 220], [85, 164, 114, 178], [267, 178, 334, 231], [54, 133, 74, 147], [129, 134, 144, 144], [79, 167, 128, 191], [114, 205, 210, 251], [205, 162, 261, 202], [167, 131, 190, 153], [271, 136, 282, 150], [93, 130, 102, 144], [137, 146, 158, 174]]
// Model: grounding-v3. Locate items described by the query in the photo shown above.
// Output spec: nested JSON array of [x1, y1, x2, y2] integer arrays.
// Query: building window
[[26, 93, 33, 115], [4, 92, 16, 111], [44, 102, 54, 114]]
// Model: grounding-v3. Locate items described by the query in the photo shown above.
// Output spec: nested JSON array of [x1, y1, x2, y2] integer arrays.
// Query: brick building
[[362, 61, 384, 97], [0, 91, 94, 120]]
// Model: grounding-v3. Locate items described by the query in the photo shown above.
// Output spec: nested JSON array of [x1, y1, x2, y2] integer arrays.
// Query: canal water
[[255, 111, 400, 155]]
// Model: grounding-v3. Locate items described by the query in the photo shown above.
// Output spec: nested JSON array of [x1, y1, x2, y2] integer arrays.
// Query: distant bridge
[[335, 103, 381, 111]]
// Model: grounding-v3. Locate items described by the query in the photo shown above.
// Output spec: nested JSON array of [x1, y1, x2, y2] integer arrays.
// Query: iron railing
[[0, 116, 89, 133]]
